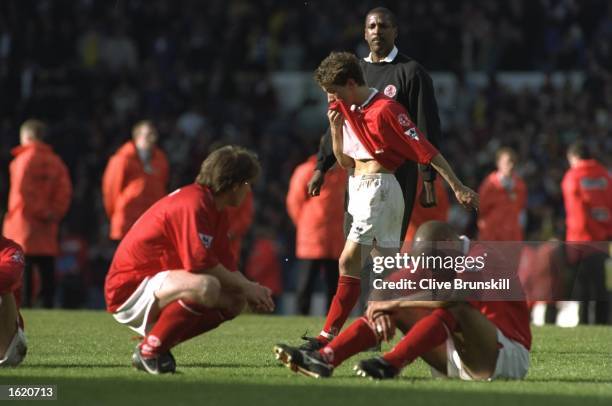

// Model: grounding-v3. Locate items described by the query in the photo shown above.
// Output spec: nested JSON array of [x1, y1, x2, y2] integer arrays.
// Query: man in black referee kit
[[299, 7, 445, 350]]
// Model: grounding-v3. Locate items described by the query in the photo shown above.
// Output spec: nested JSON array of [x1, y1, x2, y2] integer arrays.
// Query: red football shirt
[[330, 91, 439, 171], [470, 300, 532, 350], [105, 184, 236, 312], [561, 159, 612, 241], [0, 236, 24, 296]]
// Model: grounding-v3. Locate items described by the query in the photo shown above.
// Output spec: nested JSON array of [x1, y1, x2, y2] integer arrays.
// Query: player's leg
[[376, 304, 498, 380], [155, 270, 221, 309], [316, 239, 368, 343]]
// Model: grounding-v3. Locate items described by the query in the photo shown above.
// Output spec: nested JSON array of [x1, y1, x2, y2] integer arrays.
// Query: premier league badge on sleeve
[[198, 232, 214, 248], [384, 84, 397, 98]]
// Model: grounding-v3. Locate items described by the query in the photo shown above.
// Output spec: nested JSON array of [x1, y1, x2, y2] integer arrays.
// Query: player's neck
[[371, 47, 393, 62]]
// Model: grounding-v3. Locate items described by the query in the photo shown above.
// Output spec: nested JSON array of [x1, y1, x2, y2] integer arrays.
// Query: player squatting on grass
[[104, 146, 274, 375]]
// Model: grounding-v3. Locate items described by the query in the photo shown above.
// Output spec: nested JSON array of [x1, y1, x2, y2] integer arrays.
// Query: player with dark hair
[[276, 221, 531, 381], [0, 235, 27, 367], [105, 145, 274, 374], [276, 52, 477, 355]]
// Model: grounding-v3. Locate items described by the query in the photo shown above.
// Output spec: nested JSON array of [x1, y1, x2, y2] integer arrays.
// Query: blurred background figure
[[478, 147, 527, 241], [3, 119, 72, 308], [102, 120, 169, 242], [244, 227, 283, 311], [286, 152, 346, 315], [561, 141, 611, 325]]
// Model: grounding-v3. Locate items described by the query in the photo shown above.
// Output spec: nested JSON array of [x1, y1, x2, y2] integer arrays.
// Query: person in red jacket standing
[[0, 235, 27, 367], [287, 154, 347, 315], [477, 148, 527, 241], [561, 141, 611, 324], [3, 120, 72, 308], [102, 120, 169, 242]]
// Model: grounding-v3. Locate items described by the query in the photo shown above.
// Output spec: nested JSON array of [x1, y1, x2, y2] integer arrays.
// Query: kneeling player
[[0, 235, 27, 367], [105, 146, 274, 375], [275, 221, 530, 380]]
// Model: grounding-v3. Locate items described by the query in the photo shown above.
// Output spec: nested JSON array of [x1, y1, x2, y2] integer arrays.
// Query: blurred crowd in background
[[0, 0, 611, 308]]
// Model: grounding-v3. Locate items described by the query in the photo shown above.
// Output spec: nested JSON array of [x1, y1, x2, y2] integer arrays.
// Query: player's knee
[[194, 275, 221, 307]]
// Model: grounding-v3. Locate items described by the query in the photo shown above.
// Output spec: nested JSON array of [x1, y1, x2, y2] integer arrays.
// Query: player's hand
[[372, 313, 396, 342], [244, 282, 275, 313], [366, 300, 399, 322], [307, 170, 324, 196], [453, 184, 479, 211], [327, 109, 344, 132], [419, 181, 437, 208]]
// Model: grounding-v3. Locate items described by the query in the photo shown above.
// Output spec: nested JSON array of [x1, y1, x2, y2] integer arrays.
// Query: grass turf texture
[[0, 310, 610, 405]]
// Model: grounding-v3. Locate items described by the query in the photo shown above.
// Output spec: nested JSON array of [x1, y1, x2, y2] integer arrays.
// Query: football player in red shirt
[[105, 146, 274, 374], [276, 221, 531, 380], [278, 52, 478, 354], [0, 235, 27, 367]]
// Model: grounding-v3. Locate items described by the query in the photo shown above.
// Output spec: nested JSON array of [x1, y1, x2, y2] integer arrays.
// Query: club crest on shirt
[[198, 232, 214, 248], [405, 127, 419, 141], [384, 84, 397, 98], [397, 113, 411, 127]]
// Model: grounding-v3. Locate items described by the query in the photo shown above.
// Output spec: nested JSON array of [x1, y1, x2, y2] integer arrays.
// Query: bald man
[[275, 221, 531, 380]]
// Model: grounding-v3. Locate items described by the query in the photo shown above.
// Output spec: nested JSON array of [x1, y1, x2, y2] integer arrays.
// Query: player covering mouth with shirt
[[275, 52, 478, 358]]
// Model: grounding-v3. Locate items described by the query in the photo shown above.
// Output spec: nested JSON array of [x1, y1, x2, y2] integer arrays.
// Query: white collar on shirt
[[350, 88, 379, 111], [364, 46, 399, 63]]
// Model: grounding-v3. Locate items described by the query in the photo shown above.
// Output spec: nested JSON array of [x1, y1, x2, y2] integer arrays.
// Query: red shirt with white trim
[[0, 236, 25, 296], [330, 91, 439, 171], [104, 184, 235, 312]]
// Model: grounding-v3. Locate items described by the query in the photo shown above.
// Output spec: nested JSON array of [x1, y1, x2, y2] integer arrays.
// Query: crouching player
[[105, 146, 274, 375], [0, 235, 27, 367], [276, 221, 531, 380]]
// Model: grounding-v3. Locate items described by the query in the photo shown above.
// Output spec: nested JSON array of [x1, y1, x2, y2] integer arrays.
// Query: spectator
[[102, 120, 169, 241], [3, 119, 72, 308]]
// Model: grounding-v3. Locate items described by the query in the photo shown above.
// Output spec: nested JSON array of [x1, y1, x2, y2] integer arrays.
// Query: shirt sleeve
[[377, 102, 439, 165]]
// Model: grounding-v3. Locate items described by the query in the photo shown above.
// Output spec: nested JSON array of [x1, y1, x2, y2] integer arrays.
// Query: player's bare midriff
[[354, 158, 393, 175]]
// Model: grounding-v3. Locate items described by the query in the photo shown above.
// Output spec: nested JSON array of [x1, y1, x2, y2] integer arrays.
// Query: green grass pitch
[[1, 310, 611, 405]]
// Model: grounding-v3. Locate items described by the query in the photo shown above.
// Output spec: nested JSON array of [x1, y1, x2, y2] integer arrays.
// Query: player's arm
[[200, 263, 273, 312], [328, 109, 354, 169], [429, 153, 479, 210]]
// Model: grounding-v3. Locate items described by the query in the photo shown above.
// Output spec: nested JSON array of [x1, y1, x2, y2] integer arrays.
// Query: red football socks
[[382, 308, 458, 369], [318, 275, 361, 342], [140, 300, 226, 358], [319, 317, 378, 367]]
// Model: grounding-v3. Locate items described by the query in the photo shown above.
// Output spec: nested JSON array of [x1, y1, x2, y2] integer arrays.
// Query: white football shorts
[[431, 327, 530, 380], [112, 271, 170, 336], [347, 173, 404, 248]]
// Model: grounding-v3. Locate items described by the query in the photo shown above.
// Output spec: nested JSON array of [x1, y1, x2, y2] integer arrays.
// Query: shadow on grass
[[1, 376, 609, 406]]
